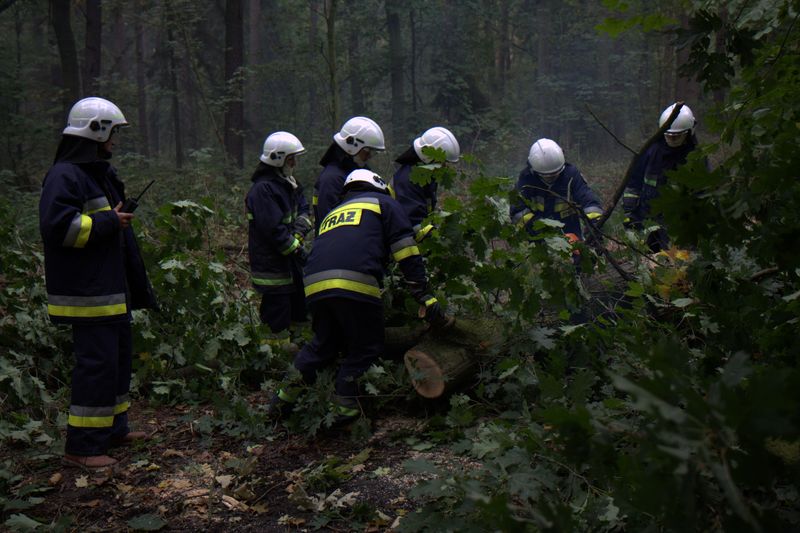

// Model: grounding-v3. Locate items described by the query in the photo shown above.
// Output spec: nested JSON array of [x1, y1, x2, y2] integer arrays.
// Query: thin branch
[[586, 105, 637, 155]]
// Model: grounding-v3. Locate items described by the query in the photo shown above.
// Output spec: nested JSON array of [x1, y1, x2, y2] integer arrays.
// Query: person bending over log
[[268, 169, 450, 425]]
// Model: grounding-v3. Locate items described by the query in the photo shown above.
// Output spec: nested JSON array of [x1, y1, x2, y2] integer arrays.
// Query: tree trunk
[[386, 1, 404, 143], [50, 0, 80, 113], [324, 0, 339, 131], [246, 0, 262, 151], [83, 0, 101, 95], [224, 0, 244, 169], [166, 24, 183, 168], [307, 1, 319, 136], [404, 317, 503, 399], [346, 0, 364, 115], [409, 9, 417, 117], [134, 1, 149, 157], [494, 0, 510, 96]]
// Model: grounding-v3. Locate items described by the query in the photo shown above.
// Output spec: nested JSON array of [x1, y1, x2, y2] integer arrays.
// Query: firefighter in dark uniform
[[390, 126, 460, 242], [272, 169, 448, 423], [510, 138, 603, 243], [39, 97, 156, 469], [624, 103, 699, 252], [313, 116, 385, 234], [246, 131, 312, 334]]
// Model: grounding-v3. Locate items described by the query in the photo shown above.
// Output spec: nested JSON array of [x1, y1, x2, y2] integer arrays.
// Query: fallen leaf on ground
[[49, 472, 62, 485], [215, 474, 233, 489], [75, 475, 89, 488]]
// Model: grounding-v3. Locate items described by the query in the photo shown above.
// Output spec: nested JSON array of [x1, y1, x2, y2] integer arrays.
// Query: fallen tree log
[[404, 317, 503, 399]]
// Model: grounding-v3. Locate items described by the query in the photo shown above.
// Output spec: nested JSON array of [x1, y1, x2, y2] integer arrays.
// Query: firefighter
[[510, 138, 603, 243], [271, 169, 448, 423], [623, 103, 699, 252], [245, 131, 312, 334], [390, 126, 460, 242], [39, 97, 156, 469], [313, 116, 385, 234]]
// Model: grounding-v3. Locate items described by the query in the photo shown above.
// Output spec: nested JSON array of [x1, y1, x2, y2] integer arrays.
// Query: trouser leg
[[260, 293, 291, 333], [292, 299, 342, 385], [111, 321, 132, 440], [336, 300, 384, 399], [66, 323, 123, 456]]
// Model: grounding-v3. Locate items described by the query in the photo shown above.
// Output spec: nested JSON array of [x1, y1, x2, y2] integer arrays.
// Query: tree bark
[[83, 0, 101, 95], [224, 0, 245, 169], [324, 0, 340, 131], [246, 0, 262, 149], [307, 1, 320, 135], [386, 1, 405, 143], [50, 0, 80, 113], [346, 0, 364, 114], [166, 23, 183, 168], [134, 1, 149, 156], [409, 9, 417, 117], [404, 317, 503, 399]]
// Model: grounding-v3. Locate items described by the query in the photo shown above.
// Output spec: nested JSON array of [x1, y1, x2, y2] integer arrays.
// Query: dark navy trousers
[[66, 322, 132, 456], [293, 298, 384, 398]]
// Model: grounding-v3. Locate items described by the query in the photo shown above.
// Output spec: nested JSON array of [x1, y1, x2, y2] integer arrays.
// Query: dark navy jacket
[[39, 159, 156, 325], [313, 144, 361, 234], [623, 136, 697, 226], [510, 163, 603, 239], [390, 163, 438, 240], [245, 164, 312, 294], [303, 189, 427, 306]]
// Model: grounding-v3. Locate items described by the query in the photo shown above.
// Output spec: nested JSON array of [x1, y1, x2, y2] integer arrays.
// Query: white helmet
[[413, 126, 460, 163], [333, 116, 386, 155], [343, 169, 389, 192], [528, 138, 565, 175], [659, 103, 696, 133], [63, 97, 128, 142], [260, 131, 306, 166]]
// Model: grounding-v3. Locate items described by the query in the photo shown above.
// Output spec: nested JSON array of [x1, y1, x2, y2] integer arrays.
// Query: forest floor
[[5, 396, 475, 532]]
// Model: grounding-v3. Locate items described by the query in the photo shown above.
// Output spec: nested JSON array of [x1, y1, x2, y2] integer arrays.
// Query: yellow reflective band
[[425, 297, 438, 307], [246, 212, 253, 220], [623, 192, 639, 198], [114, 401, 130, 415], [415, 225, 433, 242], [519, 212, 534, 226], [586, 212, 602, 219], [312, 195, 318, 206], [85, 206, 112, 215], [305, 279, 381, 299], [392, 245, 420, 262], [387, 184, 396, 199], [48, 302, 128, 318], [75, 215, 93, 248], [68, 414, 114, 428], [281, 238, 300, 255]]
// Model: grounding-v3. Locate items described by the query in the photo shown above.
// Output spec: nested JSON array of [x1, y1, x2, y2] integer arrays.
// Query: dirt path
[[3, 399, 472, 532]]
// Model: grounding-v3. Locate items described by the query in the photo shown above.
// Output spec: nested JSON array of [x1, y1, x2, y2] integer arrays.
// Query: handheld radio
[[120, 180, 155, 213]]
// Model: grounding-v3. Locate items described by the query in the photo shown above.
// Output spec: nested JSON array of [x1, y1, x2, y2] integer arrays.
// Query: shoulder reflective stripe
[[425, 297, 438, 307], [47, 293, 128, 318], [511, 208, 532, 225], [586, 212, 602, 220], [69, 404, 115, 428], [305, 279, 381, 299], [84, 196, 111, 214], [393, 245, 420, 262], [330, 201, 381, 216], [391, 237, 417, 253], [304, 269, 378, 287], [280, 238, 300, 255], [63, 213, 93, 248], [340, 196, 380, 207], [312, 195, 318, 206]]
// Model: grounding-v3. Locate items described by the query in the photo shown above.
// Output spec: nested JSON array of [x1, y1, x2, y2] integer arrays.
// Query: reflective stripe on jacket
[[303, 191, 426, 305]]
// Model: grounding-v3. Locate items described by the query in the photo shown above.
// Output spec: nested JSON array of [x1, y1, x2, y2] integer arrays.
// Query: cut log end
[[404, 349, 446, 399]]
